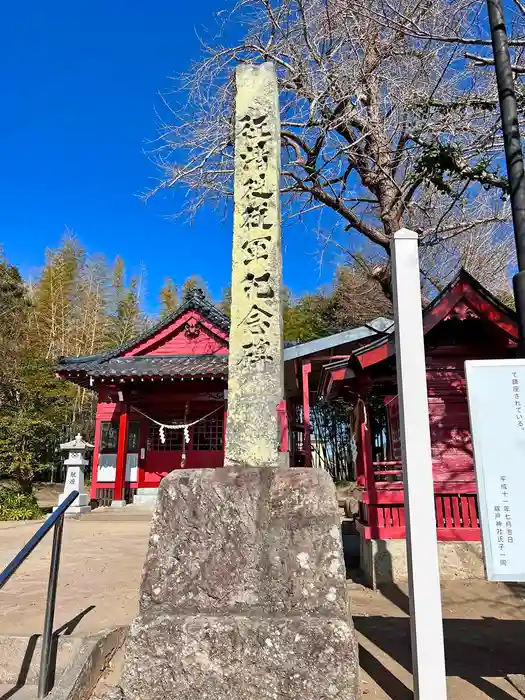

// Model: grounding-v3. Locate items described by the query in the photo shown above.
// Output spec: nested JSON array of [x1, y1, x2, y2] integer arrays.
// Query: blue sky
[[0, 0, 343, 312]]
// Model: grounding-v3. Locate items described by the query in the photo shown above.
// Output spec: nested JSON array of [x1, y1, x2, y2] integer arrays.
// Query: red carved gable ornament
[[444, 299, 480, 322]]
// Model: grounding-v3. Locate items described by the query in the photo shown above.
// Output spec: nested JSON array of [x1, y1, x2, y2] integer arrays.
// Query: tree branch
[[465, 51, 525, 73]]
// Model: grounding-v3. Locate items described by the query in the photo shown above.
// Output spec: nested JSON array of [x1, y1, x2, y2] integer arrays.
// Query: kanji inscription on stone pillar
[[225, 62, 285, 468]]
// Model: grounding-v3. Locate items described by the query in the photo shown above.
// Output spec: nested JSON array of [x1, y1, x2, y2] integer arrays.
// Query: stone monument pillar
[[54, 434, 92, 517], [111, 62, 359, 700], [225, 63, 285, 468]]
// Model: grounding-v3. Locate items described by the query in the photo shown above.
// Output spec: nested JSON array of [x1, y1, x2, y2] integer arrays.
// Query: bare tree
[[147, 0, 525, 290], [420, 222, 515, 297]]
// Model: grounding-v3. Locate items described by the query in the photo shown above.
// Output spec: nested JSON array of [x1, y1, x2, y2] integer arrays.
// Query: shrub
[[0, 487, 44, 521]]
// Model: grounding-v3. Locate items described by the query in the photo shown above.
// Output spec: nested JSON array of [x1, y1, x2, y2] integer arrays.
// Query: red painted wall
[[124, 311, 228, 357], [146, 326, 226, 356], [385, 353, 491, 485], [426, 355, 473, 483]]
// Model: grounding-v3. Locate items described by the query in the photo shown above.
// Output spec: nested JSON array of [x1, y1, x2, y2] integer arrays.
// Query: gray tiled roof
[[59, 355, 228, 379]]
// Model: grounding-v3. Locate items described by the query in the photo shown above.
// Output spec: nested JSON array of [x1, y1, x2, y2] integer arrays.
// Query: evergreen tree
[[283, 294, 332, 342], [0, 250, 27, 324], [0, 353, 69, 493], [0, 250, 30, 406], [0, 252, 69, 493]]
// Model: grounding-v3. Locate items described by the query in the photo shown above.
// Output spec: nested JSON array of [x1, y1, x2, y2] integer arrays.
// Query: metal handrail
[[0, 490, 79, 698]]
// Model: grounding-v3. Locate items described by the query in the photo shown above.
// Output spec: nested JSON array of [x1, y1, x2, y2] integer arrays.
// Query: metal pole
[[392, 229, 448, 700], [487, 0, 525, 343], [37, 516, 64, 699]]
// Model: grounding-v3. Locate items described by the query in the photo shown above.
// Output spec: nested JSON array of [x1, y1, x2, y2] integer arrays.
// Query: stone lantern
[[54, 434, 93, 517]]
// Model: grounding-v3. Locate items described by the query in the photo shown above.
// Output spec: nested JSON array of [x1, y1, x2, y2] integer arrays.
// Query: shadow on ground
[[0, 605, 96, 700], [356, 584, 525, 700]]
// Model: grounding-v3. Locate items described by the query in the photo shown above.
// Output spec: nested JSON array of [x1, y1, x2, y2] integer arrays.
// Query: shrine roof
[[58, 354, 228, 383], [319, 268, 518, 394], [283, 317, 393, 362], [101, 289, 230, 361], [57, 288, 230, 385], [352, 268, 517, 365]]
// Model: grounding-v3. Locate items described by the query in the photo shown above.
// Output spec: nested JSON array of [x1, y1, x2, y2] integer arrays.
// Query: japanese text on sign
[[237, 110, 277, 364], [466, 360, 525, 582], [512, 372, 524, 431]]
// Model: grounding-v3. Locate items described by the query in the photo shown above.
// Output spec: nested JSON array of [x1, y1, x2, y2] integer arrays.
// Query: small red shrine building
[[57, 291, 231, 506], [315, 269, 519, 585]]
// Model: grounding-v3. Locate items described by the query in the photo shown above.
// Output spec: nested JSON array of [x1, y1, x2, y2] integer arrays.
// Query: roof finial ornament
[[183, 286, 206, 304]]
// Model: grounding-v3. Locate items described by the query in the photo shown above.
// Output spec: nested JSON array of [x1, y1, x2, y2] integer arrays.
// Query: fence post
[[37, 515, 64, 698], [392, 228, 447, 699]]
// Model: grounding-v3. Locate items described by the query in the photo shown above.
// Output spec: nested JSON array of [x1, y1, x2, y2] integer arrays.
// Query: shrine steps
[[81, 506, 153, 522], [0, 634, 83, 697], [0, 682, 37, 699], [0, 628, 126, 700]]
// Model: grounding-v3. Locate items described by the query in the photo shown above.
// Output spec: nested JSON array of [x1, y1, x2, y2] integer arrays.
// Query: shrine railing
[[0, 490, 79, 698], [357, 474, 480, 541], [372, 459, 403, 483]]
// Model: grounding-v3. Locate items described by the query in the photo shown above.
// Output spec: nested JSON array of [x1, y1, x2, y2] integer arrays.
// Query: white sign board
[[465, 359, 525, 582]]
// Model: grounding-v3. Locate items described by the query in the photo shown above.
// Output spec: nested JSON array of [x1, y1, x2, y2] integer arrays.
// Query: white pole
[[392, 229, 447, 699]]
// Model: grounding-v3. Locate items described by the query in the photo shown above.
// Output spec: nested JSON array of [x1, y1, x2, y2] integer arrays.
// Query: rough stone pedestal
[[117, 467, 359, 700]]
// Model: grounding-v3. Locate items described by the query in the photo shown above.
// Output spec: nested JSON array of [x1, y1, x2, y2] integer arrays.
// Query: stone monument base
[[115, 467, 359, 700], [123, 615, 356, 699], [360, 536, 485, 587]]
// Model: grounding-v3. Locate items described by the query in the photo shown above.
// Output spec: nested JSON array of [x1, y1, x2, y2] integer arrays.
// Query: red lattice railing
[[358, 476, 480, 541]]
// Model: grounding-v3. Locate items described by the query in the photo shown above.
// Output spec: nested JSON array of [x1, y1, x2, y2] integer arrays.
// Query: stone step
[[0, 635, 83, 686], [0, 629, 127, 700], [82, 507, 153, 522], [0, 683, 38, 699], [91, 644, 126, 699], [87, 505, 354, 524]]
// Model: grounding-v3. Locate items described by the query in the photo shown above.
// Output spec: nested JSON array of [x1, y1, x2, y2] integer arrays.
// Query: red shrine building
[[57, 291, 231, 507], [58, 272, 518, 585], [310, 270, 519, 584]]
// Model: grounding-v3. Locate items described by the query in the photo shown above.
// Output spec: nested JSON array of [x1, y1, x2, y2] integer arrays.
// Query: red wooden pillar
[[114, 403, 129, 505], [360, 400, 378, 536], [302, 361, 312, 468], [276, 399, 289, 453]]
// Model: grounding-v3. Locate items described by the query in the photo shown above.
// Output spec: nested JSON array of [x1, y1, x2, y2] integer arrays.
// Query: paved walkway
[[1, 517, 525, 699]]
